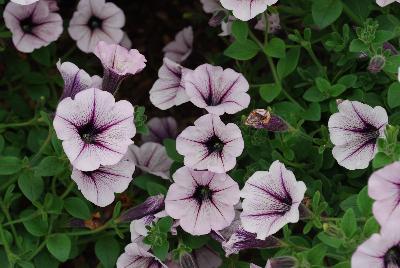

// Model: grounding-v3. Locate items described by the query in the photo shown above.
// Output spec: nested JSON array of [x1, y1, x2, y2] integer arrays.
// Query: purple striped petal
[[57, 60, 92, 100], [142, 117, 178, 143], [119, 194, 165, 222], [116, 243, 167, 268]]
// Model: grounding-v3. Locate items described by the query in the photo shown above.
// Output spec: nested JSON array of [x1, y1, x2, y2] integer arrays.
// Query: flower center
[[205, 136, 224, 153], [20, 18, 33, 33], [193, 186, 212, 202], [88, 16, 102, 29], [78, 123, 98, 144], [384, 246, 400, 267]]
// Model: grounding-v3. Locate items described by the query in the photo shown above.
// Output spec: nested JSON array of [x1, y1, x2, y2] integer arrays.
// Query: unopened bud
[[245, 109, 288, 132], [267, 256, 298, 268], [208, 11, 226, 27], [180, 252, 199, 268], [368, 55, 386, 74]]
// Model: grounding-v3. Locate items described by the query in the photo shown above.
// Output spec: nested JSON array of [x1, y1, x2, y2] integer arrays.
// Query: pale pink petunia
[[149, 58, 190, 110], [351, 217, 400, 267], [53, 88, 136, 171], [165, 166, 240, 235], [176, 114, 244, 173], [376, 0, 400, 7], [94, 41, 147, 93], [127, 142, 173, 180], [57, 60, 102, 100], [120, 32, 132, 49], [3, 1, 63, 53], [220, 0, 278, 21], [119, 194, 165, 222], [184, 64, 250, 115], [71, 156, 134, 207], [116, 243, 167, 268], [44, 0, 59, 12], [368, 161, 400, 226], [68, 0, 125, 53], [200, 0, 223, 13], [142, 117, 178, 144], [162, 26, 193, 63], [241, 160, 307, 240], [328, 100, 388, 170]]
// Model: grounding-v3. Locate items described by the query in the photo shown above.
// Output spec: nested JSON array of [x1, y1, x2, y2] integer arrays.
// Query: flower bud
[[368, 55, 386, 74], [208, 11, 226, 27], [119, 194, 165, 222], [245, 109, 288, 132], [179, 252, 199, 268], [267, 256, 298, 268]]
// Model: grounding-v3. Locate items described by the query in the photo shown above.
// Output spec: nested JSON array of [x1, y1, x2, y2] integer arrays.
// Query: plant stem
[[60, 182, 75, 199], [0, 117, 42, 130], [0, 199, 22, 251], [0, 224, 15, 267], [31, 128, 52, 165]]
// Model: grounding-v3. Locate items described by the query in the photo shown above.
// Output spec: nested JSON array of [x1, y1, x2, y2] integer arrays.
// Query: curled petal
[[163, 27, 193, 63], [119, 194, 165, 222]]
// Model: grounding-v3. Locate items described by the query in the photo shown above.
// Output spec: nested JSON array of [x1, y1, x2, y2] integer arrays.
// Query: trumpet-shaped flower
[[53, 88, 135, 171], [127, 142, 173, 180], [376, 0, 400, 7], [68, 0, 125, 53], [94, 41, 146, 93], [4, 1, 62, 53], [165, 166, 240, 235], [241, 160, 307, 239], [184, 64, 250, 115], [163, 26, 193, 63], [71, 156, 134, 207], [116, 243, 167, 268], [149, 58, 190, 110], [176, 114, 244, 173], [142, 117, 178, 143], [220, 0, 278, 21], [328, 100, 388, 170]]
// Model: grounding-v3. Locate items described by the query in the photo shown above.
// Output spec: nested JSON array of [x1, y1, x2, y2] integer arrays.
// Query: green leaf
[[259, 83, 281, 103], [312, 0, 343, 29], [303, 103, 321, 121], [373, 152, 392, 169], [277, 47, 300, 79], [349, 39, 369, 52], [21, 209, 48, 237], [158, 216, 173, 232], [357, 186, 373, 216], [146, 181, 167, 196], [35, 156, 65, 177], [95, 237, 120, 268], [333, 262, 351, 268], [388, 82, 400, 108], [231, 20, 248, 42], [31, 46, 52, 66], [163, 139, 183, 162], [64, 197, 91, 220], [0, 156, 22, 175], [363, 217, 380, 237], [341, 208, 357, 238], [224, 40, 259, 60], [303, 87, 329, 102], [329, 84, 347, 97], [18, 170, 44, 202], [315, 77, 331, 93], [34, 251, 59, 268], [46, 234, 71, 262], [317, 232, 343, 248], [384, 55, 400, 73], [307, 244, 327, 265], [264, 38, 286, 58], [152, 239, 169, 261]]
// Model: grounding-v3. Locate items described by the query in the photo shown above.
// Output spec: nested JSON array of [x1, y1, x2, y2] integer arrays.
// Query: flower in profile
[[163, 26, 193, 63], [368, 55, 386, 74], [368, 162, 400, 225], [351, 217, 400, 267], [71, 157, 134, 207], [176, 114, 244, 173], [165, 166, 240, 235], [68, 0, 125, 53], [116, 243, 167, 268], [220, 0, 278, 21], [376, 0, 400, 7], [53, 88, 135, 171], [255, 13, 281, 33], [57, 60, 101, 100], [328, 100, 388, 170], [119, 194, 165, 222], [127, 142, 173, 180], [11, 0, 38, 5], [142, 117, 178, 144], [94, 41, 146, 93], [245, 109, 289, 132], [4, 1, 63, 53], [241, 160, 307, 239], [149, 58, 190, 110], [184, 64, 250, 115]]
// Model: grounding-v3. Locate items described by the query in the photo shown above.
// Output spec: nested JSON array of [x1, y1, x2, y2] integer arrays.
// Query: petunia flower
[[162, 26, 193, 63], [149, 58, 190, 110], [200, 0, 223, 14], [220, 0, 278, 21], [184, 64, 250, 115], [255, 13, 281, 33], [53, 88, 136, 171], [328, 100, 388, 170], [241, 160, 307, 239], [116, 243, 167, 268], [120, 32, 132, 49], [57, 60, 101, 100], [119, 194, 165, 222], [165, 166, 240, 235], [68, 0, 125, 53], [351, 217, 400, 267], [127, 142, 173, 180], [3, 1, 63, 53], [176, 114, 244, 173], [142, 117, 178, 144], [11, 0, 38, 5], [376, 0, 400, 7], [94, 41, 147, 93], [165, 246, 222, 268], [71, 156, 134, 207], [368, 161, 400, 225], [44, 0, 59, 12]]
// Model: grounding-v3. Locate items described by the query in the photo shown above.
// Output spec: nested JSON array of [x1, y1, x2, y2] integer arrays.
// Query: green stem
[[0, 199, 22, 251], [304, 46, 327, 78], [0, 224, 16, 267], [60, 182, 75, 199], [3, 211, 41, 226], [31, 128, 52, 165], [63, 219, 115, 237], [0, 117, 41, 130]]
